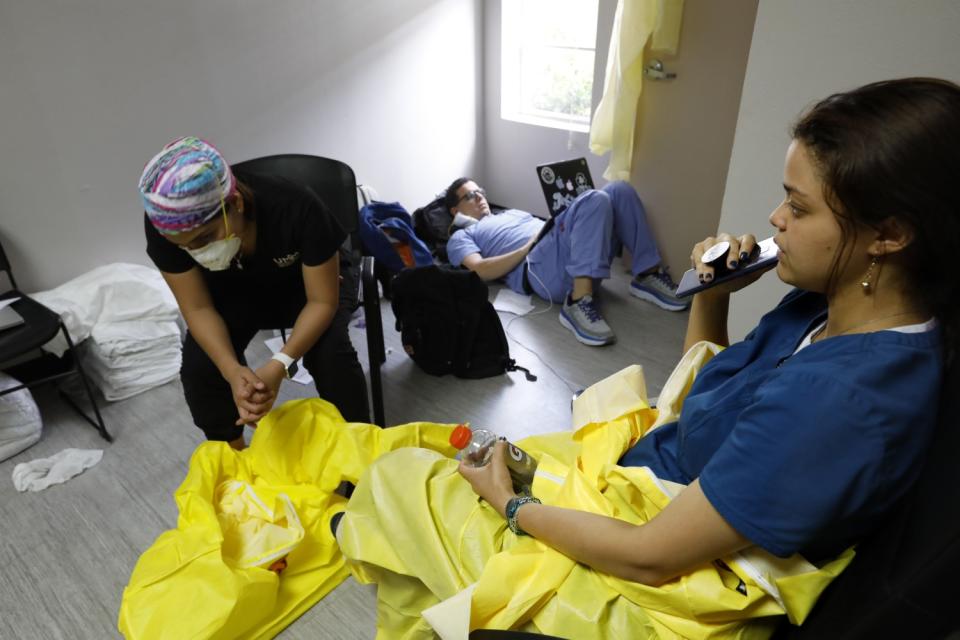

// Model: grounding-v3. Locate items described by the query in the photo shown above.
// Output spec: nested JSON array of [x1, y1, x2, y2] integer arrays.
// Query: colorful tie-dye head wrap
[[138, 136, 236, 235]]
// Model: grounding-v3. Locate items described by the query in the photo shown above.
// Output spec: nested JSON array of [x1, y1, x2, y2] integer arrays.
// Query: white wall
[[481, 0, 617, 215], [719, 0, 960, 340], [0, 0, 481, 291]]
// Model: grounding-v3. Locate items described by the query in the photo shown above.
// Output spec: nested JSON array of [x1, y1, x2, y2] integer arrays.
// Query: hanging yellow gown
[[590, 0, 686, 181]]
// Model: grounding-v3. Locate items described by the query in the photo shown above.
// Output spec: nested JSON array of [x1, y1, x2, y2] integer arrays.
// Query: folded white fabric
[[90, 320, 182, 358], [30, 264, 184, 401], [12, 448, 104, 492], [83, 344, 180, 401], [31, 263, 180, 357]]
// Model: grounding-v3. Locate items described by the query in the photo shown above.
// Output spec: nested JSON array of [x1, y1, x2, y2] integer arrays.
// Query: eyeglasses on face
[[457, 188, 487, 204]]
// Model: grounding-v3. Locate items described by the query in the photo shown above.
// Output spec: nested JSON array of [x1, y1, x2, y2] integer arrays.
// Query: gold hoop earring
[[861, 256, 880, 294]]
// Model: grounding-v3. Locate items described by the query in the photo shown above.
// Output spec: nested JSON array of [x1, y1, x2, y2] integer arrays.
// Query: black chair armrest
[[361, 256, 386, 426]]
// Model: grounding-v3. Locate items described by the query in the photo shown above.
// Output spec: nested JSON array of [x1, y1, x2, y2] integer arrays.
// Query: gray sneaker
[[630, 270, 690, 311], [559, 295, 616, 346]]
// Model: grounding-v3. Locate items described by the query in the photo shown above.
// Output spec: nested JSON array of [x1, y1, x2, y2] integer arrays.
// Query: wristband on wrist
[[505, 495, 541, 535], [270, 352, 298, 379]]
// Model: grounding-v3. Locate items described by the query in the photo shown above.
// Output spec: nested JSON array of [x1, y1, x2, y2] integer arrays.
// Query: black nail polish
[[704, 273, 713, 281], [739, 251, 749, 262], [698, 273, 704, 282], [728, 260, 738, 269]]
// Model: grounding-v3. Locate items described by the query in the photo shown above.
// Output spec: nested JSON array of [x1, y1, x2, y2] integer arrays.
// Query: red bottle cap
[[449, 424, 472, 450]]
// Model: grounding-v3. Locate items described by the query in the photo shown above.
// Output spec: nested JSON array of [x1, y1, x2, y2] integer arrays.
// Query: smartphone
[[675, 236, 779, 298]]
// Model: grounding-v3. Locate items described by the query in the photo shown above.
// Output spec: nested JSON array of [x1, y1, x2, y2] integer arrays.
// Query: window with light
[[501, 0, 600, 132]]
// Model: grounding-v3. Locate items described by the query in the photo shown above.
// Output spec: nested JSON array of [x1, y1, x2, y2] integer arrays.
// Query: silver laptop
[[0, 305, 25, 331]]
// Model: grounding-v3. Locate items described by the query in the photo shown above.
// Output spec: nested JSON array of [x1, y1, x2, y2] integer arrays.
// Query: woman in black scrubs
[[139, 136, 368, 449]]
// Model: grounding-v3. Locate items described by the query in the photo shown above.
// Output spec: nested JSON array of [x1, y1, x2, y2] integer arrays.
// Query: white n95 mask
[[186, 235, 242, 271], [184, 193, 243, 271]]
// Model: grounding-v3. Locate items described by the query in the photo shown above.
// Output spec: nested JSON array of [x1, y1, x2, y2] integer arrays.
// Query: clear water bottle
[[450, 424, 538, 493]]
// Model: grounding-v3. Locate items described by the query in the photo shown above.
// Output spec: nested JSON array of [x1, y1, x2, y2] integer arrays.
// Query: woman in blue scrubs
[[455, 77, 959, 579]]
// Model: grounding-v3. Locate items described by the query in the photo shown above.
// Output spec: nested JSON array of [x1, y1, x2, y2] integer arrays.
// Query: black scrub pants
[[180, 265, 370, 441]]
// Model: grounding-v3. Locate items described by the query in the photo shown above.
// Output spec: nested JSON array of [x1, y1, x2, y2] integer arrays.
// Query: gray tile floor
[[0, 267, 687, 639]]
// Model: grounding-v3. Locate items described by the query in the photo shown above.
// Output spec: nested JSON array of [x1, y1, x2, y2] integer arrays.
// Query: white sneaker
[[558, 295, 616, 346]]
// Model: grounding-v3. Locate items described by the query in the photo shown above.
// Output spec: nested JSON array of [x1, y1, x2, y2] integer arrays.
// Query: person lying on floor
[[341, 77, 957, 590], [444, 177, 689, 347]]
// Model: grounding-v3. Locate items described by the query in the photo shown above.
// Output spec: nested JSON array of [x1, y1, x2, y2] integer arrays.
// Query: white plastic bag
[[0, 372, 42, 462]]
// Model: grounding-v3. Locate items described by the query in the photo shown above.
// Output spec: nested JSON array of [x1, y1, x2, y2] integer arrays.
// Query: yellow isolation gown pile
[[117, 399, 456, 639], [119, 343, 852, 639], [339, 343, 854, 639]]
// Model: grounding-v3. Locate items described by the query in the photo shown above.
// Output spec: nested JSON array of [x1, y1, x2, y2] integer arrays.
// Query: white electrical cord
[[502, 257, 578, 394]]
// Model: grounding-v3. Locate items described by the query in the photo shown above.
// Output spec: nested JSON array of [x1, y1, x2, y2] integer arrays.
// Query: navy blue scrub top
[[620, 289, 943, 560]]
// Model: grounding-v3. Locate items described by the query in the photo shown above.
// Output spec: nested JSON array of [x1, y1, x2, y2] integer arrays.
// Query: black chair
[[771, 350, 960, 639], [231, 155, 386, 426], [0, 238, 111, 441]]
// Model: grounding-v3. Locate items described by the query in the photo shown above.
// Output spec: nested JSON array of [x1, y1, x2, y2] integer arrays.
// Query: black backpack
[[411, 197, 508, 264], [411, 196, 453, 263], [391, 266, 535, 380]]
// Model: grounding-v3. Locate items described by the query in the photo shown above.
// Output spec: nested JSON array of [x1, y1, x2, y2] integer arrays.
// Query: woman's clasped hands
[[227, 364, 281, 427]]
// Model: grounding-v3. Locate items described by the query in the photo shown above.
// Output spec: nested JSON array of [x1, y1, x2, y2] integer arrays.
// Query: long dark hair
[[791, 77, 960, 357]]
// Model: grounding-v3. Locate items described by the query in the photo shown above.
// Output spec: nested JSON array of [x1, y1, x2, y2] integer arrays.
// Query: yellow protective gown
[[339, 343, 854, 639], [590, 0, 686, 181], [117, 399, 456, 639]]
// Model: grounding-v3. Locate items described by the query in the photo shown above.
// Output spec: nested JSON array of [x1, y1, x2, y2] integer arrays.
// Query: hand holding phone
[[675, 236, 779, 298]]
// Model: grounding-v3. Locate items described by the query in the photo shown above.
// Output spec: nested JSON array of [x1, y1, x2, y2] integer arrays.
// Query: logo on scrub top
[[273, 252, 300, 268]]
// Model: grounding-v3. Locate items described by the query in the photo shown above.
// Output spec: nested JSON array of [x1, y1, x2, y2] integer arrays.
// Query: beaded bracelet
[[505, 495, 541, 535]]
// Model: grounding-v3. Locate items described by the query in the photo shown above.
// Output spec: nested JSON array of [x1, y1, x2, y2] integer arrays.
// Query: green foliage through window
[[502, 0, 599, 131]]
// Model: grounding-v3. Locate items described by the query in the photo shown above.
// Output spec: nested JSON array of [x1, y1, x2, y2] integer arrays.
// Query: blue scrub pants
[[523, 181, 661, 303]]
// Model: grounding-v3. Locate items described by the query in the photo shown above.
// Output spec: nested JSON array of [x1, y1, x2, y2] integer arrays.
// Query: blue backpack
[[358, 201, 433, 273]]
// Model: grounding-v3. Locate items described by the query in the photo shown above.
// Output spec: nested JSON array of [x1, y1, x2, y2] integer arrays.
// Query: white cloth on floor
[[12, 448, 104, 492], [492, 288, 535, 316]]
